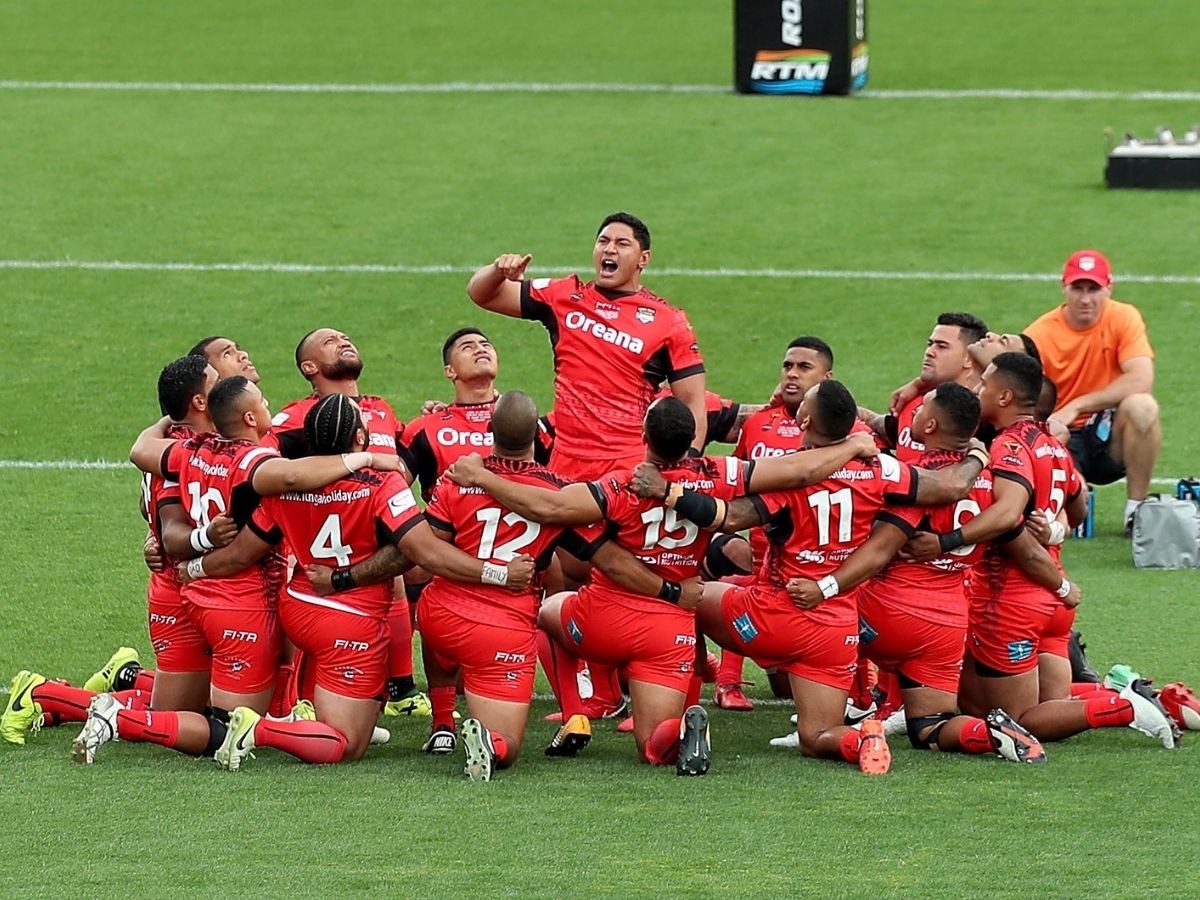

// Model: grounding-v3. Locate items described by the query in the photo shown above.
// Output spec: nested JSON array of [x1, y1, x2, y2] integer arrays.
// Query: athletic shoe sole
[[676, 705, 711, 776], [461, 718, 494, 783]]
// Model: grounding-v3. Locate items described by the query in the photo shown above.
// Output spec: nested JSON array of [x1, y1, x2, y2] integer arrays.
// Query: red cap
[[1062, 250, 1112, 286]]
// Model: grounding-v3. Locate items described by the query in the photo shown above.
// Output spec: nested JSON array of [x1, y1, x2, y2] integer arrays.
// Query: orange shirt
[[1025, 299, 1153, 426]]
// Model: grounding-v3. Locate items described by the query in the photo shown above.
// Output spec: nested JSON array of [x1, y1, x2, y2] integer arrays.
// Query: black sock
[[387, 676, 416, 701]]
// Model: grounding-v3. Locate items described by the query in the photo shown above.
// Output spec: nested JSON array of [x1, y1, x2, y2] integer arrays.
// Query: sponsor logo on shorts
[[149, 613, 177, 625], [732, 612, 758, 643], [674, 634, 697, 646], [221, 629, 258, 643], [152, 639, 170, 653], [338, 665, 365, 682], [229, 657, 250, 674], [567, 618, 584, 646], [505, 671, 521, 682], [494, 651, 527, 663], [333, 639, 369, 652], [844, 634, 861, 646], [678, 661, 693, 674], [858, 616, 878, 645], [1007, 640, 1034, 663]]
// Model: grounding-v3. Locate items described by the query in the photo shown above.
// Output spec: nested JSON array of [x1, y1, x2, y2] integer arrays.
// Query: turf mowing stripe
[[3, 258, 1199, 285], [2, 80, 1200, 101]]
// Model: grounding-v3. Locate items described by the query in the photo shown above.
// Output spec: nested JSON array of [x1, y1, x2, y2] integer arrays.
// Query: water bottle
[[1072, 487, 1095, 539]]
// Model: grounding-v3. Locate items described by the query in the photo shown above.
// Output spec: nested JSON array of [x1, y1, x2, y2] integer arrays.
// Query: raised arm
[[445, 453, 604, 526], [129, 416, 174, 475], [719, 402, 765, 444], [670, 373, 709, 453], [466, 254, 532, 317]]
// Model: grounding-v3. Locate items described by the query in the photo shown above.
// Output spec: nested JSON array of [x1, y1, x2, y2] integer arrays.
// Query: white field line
[[3, 258, 1199, 285], [2, 80, 1200, 101], [0, 459, 1183, 487]]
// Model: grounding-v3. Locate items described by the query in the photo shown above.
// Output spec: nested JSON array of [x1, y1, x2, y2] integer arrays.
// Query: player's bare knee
[[1118, 393, 1159, 431], [907, 712, 954, 750], [342, 732, 370, 761]]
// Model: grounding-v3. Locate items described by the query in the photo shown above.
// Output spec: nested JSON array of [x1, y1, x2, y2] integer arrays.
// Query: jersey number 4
[[311, 514, 353, 567]]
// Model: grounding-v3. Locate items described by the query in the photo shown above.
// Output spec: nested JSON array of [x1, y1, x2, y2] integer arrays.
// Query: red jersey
[[421, 458, 600, 631], [520, 275, 705, 460], [584, 455, 749, 613], [734, 405, 805, 565], [162, 434, 284, 611], [400, 401, 511, 500], [249, 470, 423, 620], [755, 453, 919, 626], [885, 395, 926, 464], [866, 450, 995, 627], [267, 393, 403, 460], [971, 419, 1083, 602], [144, 423, 197, 590]]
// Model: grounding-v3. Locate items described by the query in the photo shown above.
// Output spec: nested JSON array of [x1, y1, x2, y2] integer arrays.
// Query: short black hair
[[158, 355, 211, 420], [208, 376, 253, 436], [598, 212, 651, 251], [937, 312, 988, 347], [304, 393, 363, 455], [294, 329, 321, 373], [1018, 333, 1042, 366], [992, 352, 1043, 407], [930, 382, 981, 439], [491, 391, 538, 455], [811, 380, 857, 440], [1036, 376, 1058, 422], [786, 336, 834, 369], [442, 327, 489, 365], [644, 396, 694, 461], [188, 336, 223, 359]]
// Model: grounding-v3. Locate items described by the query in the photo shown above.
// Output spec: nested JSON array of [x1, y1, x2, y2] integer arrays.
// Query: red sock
[[589, 662, 622, 711], [32, 681, 95, 722], [684, 674, 702, 710], [268, 664, 296, 718], [958, 717, 994, 754], [110, 689, 150, 711], [539, 630, 583, 719], [116, 708, 181, 748], [1085, 695, 1134, 728], [489, 730, 510, 766], [133, 670, 156, 693], [295, 652, 317, 703], [429, 686, 457, 731], [877, 669, 902, 711], [839, 730, 864, 763], [716, 651, 745, 687], [387, 599, 414, 680], [1072, 682, 1116, 699], [253, 718, 347, 764], [643, 717, 681, 765]]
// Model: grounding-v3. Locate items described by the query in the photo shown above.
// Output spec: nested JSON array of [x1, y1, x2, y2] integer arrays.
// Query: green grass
[[2, 1, 1199, 896]]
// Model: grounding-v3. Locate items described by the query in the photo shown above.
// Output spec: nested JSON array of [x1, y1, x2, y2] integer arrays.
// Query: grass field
[[2, 2, 1199, 896]]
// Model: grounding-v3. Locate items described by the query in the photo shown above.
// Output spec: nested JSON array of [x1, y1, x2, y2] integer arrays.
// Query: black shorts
[[1067, 410, 1125, 485]]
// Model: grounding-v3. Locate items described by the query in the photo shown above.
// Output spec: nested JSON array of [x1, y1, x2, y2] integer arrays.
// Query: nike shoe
[[289, 699, 316, 722], [857, 719, 891, 775], [1104, 664, 1142, 692], [83, 647, 141, 693], [383, 690, 431, 718], [676, 705, 711, 776], [2, 670, 47, 746], [215, 707, 261, 771], [544, 713, 592, 757], [843, 696, 877, 726], [71, 693, 121, 764], [1120, 679, 1178, 749], [1068, 629, 1100, 683], [986, 709, 1047, 764], [768, 731, 800, 749], [461, 718, 495, 782], [370, 726, 391, 746], [882, 707, 908, 738], [714, 683, 754, 712], [1157, 682, 1200, 731], [421, 724, 457, 755]]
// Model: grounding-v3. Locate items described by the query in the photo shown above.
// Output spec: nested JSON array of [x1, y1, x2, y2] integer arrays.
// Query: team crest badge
[[636, 306, 655, 324]]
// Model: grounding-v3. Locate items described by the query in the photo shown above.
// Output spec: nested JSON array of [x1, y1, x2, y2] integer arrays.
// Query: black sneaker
[[985, 709, 1047, 764], [544, 714, 592, 757], [421, 724, 457, 755], [676, 705, 711, 776], [1068, 629, 1100, 684]]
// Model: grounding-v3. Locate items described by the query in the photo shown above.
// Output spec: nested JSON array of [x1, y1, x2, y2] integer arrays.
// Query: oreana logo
[[750, 49, 831, 94]]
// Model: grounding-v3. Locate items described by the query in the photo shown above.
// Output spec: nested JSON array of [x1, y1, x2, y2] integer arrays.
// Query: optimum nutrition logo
[[750, 49, 831, 94]]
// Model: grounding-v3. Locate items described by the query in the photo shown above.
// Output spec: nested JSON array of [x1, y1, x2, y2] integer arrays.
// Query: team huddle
[[4, 213, 1198, 780]]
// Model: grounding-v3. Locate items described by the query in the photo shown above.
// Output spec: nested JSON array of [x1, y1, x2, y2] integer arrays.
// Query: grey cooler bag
[[1132, 495, 1200, 568]]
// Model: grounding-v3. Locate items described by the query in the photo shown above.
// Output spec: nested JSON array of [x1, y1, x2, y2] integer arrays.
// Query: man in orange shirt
[[1024, 250, 1161, 530]]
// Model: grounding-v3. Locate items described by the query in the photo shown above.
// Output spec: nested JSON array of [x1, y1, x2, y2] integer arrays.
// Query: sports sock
[[839, 729, 864, 763], [643, 717, 681, 765], [1072, 682, 1116, 699], [254, 718, 347, 764], [1085, 695, 1134, 728], [112, 663, 144, 692], [489, 730, 510, 766], [268, 664, 296, 717], [538, 629, 583, 719], [716, 651, 745, 687], [850, 659, 877, 709], [387, 598, 415, 680], [132, 669, 156, 693], [116, 708, 181, 748], [588, 662, 622, 712], [110, 689, 150, 711], [32, 681, 95, 722], [957, 717, 994, 754], [1124, 499, 1141, 522], [429, 685, 457, 731], [684, 674, 702, 710]]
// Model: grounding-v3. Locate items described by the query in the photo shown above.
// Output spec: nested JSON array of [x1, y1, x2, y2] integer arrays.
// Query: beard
[[321, 356, 364, 381]]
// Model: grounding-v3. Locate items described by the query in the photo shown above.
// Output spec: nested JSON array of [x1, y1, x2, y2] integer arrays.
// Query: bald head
[[491, 391, 539, 457]]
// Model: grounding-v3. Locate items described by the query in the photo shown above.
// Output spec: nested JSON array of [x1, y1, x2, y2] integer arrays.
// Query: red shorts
[[560, 591, 695, 693], [183, 601, 281, 694], [147, 574, 210, 674], [418, 593, 536, 703], [721, 585, 858, 690], [1040, 603, 1076, 660], [548, 448, 644, 483], [857, 595, 966, 694], [968, 587, 1056, 675], [280, 597, 388, 702]]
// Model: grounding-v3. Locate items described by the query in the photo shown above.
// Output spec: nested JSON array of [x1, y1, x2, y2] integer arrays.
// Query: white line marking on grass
[[3, 258, 1200, 285], [2, 80, 1199, 101]]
